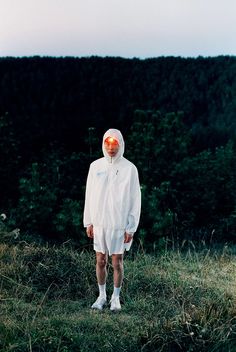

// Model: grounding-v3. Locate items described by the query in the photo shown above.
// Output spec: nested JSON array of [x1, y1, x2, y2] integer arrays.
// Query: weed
[[1, 243, 236, 351]]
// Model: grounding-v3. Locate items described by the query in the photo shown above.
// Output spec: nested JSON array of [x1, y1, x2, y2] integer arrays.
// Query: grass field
[[1, 241, 236, 351]]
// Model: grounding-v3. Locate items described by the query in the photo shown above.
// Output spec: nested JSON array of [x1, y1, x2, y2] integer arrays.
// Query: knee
[[96, 256, 107, 269], [112, 258, 123, 271]]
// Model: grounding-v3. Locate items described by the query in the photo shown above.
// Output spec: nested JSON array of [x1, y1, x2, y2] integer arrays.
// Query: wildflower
[[0, 213, 7, 221], [11, 228, 20, 239]]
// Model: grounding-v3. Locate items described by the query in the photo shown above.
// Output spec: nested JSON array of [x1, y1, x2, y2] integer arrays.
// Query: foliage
[[1, 56, 236, 160], [127, 110, 236, 243], [0, 112, 20, 208], [17, 162, 59, 235], [15, 153, 89, 243], [0, 56, 236, 244], [0, 213, 20, 245], [173, 142, 236, 230], [126, 110, 190, 185], [53, 198, 85, 244]]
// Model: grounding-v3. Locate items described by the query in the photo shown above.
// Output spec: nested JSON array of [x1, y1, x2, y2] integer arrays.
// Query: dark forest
[[0, 55, 236, 246]]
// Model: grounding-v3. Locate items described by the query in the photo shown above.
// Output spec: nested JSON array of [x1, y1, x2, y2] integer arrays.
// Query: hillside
[[1, 241, 236, 351], [0, 56, 236, 153], [0, 56, 236, 243]]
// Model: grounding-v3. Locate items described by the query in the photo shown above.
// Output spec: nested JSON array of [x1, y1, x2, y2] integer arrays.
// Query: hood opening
[[102, 129, 125, 163]]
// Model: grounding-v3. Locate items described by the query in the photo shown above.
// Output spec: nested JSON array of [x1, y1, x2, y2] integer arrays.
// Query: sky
[[1, 0, 236, 59]]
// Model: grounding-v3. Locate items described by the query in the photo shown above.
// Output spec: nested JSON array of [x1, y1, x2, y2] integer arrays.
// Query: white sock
[[113, 286, 121, 298], [98, 284, 106, 298]]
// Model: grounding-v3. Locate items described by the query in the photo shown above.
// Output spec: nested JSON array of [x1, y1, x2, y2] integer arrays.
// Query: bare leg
[[110, 254, 123, 310], [96, 252, 108, 285], [112, 254, 124, 288], [91, 252, 108, 310]]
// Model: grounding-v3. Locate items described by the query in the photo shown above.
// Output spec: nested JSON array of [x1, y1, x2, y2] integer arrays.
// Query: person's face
[[104, 137, 119, 157]]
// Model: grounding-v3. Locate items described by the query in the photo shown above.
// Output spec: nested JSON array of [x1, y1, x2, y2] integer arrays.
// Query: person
[[83, 128, 141, 311]]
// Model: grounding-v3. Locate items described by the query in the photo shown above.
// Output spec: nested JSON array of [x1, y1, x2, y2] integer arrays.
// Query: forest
[[0, 55, 236, 246]]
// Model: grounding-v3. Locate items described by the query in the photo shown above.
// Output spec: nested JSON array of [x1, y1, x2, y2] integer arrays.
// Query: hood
[[102, 129, 125, 163]]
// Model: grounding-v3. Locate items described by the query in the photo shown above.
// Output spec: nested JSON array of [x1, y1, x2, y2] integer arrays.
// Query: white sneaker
[[91, 296, 107, 310], [110, 296, 121, 311]]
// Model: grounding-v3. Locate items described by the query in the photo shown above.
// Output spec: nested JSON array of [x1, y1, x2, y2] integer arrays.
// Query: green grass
[[1, 242, 236, 351]]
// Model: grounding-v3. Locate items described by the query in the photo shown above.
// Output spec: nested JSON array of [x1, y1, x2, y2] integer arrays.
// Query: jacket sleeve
[[83, 165, 93, 227], [125, 166, 141, 234]]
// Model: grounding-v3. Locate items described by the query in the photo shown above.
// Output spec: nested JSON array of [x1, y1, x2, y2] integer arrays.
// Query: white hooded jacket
[[83, 129, 141, 234]]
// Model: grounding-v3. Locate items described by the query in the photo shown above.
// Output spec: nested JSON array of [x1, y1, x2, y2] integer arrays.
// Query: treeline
[[0, 56, 236, 245]]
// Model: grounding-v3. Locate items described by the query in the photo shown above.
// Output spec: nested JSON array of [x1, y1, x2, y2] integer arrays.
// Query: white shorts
[[93, 226, 133, 256]]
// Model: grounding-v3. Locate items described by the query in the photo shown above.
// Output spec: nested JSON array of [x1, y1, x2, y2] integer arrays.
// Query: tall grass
[[1, 241, 236, 351]]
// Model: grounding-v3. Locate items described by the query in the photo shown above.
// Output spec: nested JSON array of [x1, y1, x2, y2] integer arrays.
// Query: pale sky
[[1, 0, 236, 58]]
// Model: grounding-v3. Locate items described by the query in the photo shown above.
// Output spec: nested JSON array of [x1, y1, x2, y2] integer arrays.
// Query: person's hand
[[124, 232, 133, 243], [86, 225, 94, 238]]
